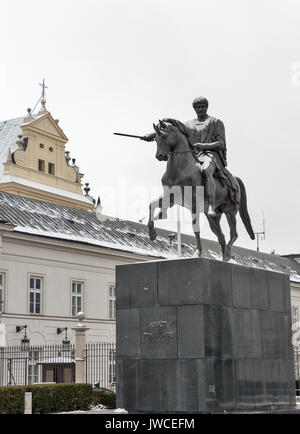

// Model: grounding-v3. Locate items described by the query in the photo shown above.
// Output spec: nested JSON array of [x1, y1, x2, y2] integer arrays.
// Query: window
[[48, 162, 55, 175], [0, 273, 4, 313], [29, 276, 42, 314], [109, 348, 116, 384], [108, 284, 116, 320], [39, 143, 44, 149], [38, 159, 45, 172], [28, 350, 40, 384], [72, 281, 83, 316]]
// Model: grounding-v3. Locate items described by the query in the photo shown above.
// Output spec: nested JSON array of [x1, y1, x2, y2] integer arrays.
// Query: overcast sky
[[0, 0, 299, 255]]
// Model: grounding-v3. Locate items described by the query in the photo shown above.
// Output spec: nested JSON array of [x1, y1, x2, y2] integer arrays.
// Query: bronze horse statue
[[147, 119, 255, 261]]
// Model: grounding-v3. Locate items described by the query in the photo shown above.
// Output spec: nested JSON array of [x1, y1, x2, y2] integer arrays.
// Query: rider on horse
[[143, 96, 236, 216]]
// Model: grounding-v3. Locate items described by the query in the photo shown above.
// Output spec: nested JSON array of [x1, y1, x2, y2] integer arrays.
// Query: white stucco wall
[[0, 232, 150, 346]]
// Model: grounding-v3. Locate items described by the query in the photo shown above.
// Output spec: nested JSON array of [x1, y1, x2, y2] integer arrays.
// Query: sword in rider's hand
[[113, 132, 148, 140]]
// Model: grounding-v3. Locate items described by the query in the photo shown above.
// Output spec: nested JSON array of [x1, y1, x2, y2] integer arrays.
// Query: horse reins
[[168, 149, 199, 163]]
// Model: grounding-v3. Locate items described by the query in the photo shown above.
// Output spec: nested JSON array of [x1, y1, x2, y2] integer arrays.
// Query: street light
[[16, 325, 30, 349], [57, 327, 70, 345]]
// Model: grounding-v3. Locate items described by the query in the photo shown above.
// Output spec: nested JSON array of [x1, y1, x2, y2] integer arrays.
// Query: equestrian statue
[[115, 96, 255, 261]]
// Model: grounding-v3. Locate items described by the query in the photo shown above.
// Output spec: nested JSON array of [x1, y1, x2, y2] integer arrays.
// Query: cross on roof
[[39, 79, 48, 98]]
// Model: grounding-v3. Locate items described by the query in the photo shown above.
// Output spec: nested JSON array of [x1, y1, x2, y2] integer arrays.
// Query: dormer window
[[38, 159, 45, 172], [48, 162, 55, 175]]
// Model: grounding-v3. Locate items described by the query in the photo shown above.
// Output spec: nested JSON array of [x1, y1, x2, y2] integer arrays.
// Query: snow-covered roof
[[0, 116, 24, 177], [0, 114, 45, 178], [0, 192, 299, 282]]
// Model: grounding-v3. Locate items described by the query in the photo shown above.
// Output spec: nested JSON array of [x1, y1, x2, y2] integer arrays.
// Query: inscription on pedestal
[[143, 320, 176, 344]]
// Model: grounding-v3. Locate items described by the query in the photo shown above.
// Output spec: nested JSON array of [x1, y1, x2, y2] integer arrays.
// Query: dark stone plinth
[[116, 258, 296, 413]]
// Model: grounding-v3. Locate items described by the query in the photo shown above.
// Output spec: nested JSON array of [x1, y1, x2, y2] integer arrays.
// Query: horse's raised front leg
[[148, 194, 172, 241]]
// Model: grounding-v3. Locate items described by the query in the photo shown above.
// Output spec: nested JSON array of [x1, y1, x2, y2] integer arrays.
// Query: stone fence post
[[72, 311, 89, 383]]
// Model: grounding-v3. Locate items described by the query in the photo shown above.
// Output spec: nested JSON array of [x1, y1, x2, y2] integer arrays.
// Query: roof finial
[[39, 79, 48, 99], [38, 79, 48, 114], [84, 183, 91, 196], [24, 107, 34, 122], [65, 151, 71, 165]]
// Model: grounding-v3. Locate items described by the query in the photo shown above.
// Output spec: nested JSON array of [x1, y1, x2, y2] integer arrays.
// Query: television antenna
[[254, 215, 266, 252]]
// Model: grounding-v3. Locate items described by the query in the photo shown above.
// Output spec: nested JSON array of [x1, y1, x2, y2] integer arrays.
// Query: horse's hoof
[[193, 249, 202, 258], [149, 229, 157, 241], [223, 252, 231, 262], [223, 247, 232, 262]]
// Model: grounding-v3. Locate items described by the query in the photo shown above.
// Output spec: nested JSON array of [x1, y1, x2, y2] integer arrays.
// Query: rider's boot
[[205, 174, 217, 217], [207, 204, 217, 216]]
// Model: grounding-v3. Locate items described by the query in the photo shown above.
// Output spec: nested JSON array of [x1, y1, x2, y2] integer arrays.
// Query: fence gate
[[0, 344, 75, 386], [85, 342, 116, 391]]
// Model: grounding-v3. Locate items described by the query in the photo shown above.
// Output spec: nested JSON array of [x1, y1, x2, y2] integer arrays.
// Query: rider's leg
[[202, 161, 217, 216]]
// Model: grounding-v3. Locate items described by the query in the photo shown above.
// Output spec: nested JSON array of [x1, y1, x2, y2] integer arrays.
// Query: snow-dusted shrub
[[92, 387, 116, 408], [0, 383, 92, 414]]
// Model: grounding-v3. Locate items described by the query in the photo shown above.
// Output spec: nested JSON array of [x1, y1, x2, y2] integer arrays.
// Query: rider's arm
[[192, 141, 225, 152], [141, 132, 156, 142]]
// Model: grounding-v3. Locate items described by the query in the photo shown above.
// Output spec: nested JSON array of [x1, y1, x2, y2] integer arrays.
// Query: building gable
[[24, 113, 68, 142], [0, 103, 93, 210]]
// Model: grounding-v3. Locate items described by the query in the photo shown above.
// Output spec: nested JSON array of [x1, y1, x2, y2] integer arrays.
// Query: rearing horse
[[147, 119, 255, 261]]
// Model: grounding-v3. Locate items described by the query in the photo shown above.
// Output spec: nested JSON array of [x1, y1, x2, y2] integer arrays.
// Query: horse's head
[[153, 119, 180, 161]]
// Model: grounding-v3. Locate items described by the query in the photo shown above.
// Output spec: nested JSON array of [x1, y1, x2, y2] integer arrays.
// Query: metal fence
[[0, 343, 299, 395], [294, 349, 300, 396], [295, 350, 300, 379], [0, 342, 116, 388], [85, 342, 116, 391], [0, 344, 75, 386]]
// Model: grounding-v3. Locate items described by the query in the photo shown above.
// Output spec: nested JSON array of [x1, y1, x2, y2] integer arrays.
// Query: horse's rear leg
[[224, 211, 238, 261], [191, 212, 202, 257], [206, 214, 226, 260]]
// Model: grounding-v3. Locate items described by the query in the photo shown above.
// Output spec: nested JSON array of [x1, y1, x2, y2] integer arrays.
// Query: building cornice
[[2, 230, 160, 262], [1, 312, 116, 324]]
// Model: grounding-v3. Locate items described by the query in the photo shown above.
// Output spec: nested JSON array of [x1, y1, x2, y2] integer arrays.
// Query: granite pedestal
[[116, 258, 296, 413]]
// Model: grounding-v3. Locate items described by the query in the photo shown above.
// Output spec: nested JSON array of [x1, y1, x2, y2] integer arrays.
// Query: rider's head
[[192, 97, 208, 118]]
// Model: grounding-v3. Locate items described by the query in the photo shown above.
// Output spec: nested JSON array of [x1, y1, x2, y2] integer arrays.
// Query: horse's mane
[[162, 118, 193, 150]]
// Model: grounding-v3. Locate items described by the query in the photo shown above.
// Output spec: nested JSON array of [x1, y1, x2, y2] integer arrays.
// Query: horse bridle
[[168, 150, 194, 153]]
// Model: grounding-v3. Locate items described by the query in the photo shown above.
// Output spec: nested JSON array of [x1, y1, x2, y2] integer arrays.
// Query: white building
[[0, 95, 300, 350]]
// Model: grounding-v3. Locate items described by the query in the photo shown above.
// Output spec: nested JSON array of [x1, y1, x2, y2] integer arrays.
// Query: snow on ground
[[56, 405, 128, 414]]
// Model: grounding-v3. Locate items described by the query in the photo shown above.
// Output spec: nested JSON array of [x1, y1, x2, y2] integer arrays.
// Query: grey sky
[[0, 0, 299, 255]]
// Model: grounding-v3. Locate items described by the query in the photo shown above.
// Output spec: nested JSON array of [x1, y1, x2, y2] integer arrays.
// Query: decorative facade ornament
[[16, 134, 24, 148], [84, 183, 90, 196], [65, 151, 71, 165]]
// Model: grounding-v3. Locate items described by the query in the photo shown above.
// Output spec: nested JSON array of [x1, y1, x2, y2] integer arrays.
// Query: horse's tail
[[236, 177, 255, 240]]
